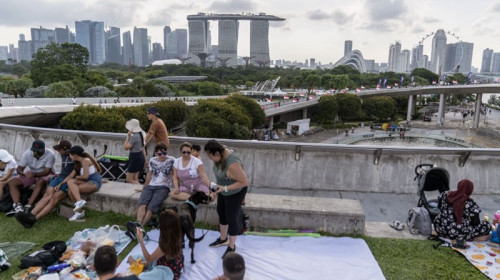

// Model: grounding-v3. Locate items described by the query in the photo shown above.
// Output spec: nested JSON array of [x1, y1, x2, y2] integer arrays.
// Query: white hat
[[126, 119, 144, 133], [0, 149, 13, 163]]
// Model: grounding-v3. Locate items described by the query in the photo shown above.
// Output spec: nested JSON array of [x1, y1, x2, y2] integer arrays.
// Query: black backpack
[[20, 241, 66, 269]]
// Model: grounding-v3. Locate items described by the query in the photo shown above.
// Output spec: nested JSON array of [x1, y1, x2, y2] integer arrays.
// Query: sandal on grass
[[389, 220, 404, 231]]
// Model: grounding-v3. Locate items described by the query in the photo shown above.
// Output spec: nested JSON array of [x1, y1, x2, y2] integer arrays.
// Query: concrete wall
[[1, 123, 500, 195]]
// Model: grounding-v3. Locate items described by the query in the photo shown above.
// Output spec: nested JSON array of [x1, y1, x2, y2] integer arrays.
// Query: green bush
[[60, 105, 126, 132], [225, 95, 265, 128], [45, 81, 77, 97]]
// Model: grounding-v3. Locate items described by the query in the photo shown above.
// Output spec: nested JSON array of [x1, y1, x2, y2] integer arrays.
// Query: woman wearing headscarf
[[434, 179, 491, 247]]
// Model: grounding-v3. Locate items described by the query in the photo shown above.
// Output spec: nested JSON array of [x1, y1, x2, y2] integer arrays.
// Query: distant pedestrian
[[351, 126, 355, 133], [72, 97, 77, 105], [345, 129, 349, 137], [0, 99, 2, 107]]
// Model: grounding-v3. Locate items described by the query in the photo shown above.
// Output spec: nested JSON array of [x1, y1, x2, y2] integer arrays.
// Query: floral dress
[[433, 191, 491, 241], [156, 253, 184, 280]]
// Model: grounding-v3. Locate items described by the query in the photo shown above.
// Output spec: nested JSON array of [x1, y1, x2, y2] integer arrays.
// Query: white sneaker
[[69, 211, 85, 221], [6, 204, 23, 217], [73, 200, 87, 212]]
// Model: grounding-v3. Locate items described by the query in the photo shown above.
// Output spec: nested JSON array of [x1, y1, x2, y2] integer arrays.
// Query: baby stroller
[[414, 163, 450, 221]]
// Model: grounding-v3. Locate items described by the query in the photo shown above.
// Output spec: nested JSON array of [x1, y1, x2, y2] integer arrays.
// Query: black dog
[[179, 191, 210, 264]]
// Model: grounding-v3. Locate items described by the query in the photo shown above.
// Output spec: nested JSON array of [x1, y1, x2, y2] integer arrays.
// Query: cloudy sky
[[1, 0, 499, 68]]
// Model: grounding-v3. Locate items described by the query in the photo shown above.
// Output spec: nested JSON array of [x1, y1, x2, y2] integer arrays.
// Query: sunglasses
[[157, 151, 167, 156], [182, 151, 191, 155]]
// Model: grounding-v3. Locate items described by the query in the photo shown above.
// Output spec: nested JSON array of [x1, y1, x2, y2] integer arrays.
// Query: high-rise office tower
[[188, 20, 210, 64], [344, 40, 353, 56], [310, 58, 316, 68], [18, 34, 32, 61], [75, 20, 106, 64], [388, 41, 401, 72], [106, 27, 121, 64], [411, 44, 424, 70], [152, 42, 163, 62], [492, 53, 500, 73], [133, 27, 148, 66], [422, 55, 429, 69], [176, 29, 188, 58], [430, 29, 447, 74], [454, 42, 473, 73], [218, 20, 239, 66], [31, 26, 54, 54], [399, 49, 411, 72], [92, 21, 106, 64], [165, 31, 178, 59], [481, 48, 494, 73], [0, 46, 8, 61], [54, 26, 71, 44], [250, 20, 270, 66], [443, 43, 457, 72], [163, 26, 171, 58], [122, 31, 133, 65]]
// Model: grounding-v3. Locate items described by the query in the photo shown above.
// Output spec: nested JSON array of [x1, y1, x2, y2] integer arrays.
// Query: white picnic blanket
[[117, 229, 385, 280]]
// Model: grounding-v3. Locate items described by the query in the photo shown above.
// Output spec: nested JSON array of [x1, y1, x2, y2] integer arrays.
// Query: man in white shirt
[[6, 140, 55, 215]]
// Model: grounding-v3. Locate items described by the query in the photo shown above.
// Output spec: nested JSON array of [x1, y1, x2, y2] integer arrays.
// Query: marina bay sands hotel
[[187, 13, 285, 67]]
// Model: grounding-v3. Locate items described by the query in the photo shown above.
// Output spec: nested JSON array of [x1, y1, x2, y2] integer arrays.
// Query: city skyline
[[0, 0, 499, 68]]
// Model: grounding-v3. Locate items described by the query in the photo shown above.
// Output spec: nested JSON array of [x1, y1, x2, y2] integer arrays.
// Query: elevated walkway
[[85, 181, 365, 235]]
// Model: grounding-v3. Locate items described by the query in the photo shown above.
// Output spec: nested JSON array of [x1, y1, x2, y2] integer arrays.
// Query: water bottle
[[243, 214, 250, 232], [47, 263, 71, 273]]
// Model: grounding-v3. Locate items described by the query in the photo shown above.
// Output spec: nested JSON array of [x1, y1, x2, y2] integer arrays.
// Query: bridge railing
[[1, 123, 500, 194]]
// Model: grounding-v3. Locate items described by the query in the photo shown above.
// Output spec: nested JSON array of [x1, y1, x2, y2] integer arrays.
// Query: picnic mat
[[117, 229, 386, 280], [0, 242, 36, 260], [453, 241, 500, 279]]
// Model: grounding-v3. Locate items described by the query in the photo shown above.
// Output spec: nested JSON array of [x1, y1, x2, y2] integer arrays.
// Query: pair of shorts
[[179, 183, 209, 195], [48, 177, 69, 192], [87, 173, 103, 190], [128, 152, 145, 173], [138, 185, 170, 213], [17, 173, 51, 188]]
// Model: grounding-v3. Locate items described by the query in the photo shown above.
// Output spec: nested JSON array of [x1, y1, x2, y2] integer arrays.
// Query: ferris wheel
[[416, 30, 463, 74]]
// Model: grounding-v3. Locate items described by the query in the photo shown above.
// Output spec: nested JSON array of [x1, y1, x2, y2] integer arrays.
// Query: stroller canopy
[[418, 167, 450, 195]]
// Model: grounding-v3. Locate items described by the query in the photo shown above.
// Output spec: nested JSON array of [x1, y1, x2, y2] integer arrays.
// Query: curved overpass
[[357, 84, 500, 98]]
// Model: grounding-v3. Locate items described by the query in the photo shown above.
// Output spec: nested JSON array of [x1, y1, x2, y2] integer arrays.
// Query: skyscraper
[[218, 20, 239, 66], [75, 20, 106, 65], [18, 34, 32, 61], [122, 31, 133, 65], [163, 26, 171, 58], [0, 46, 8, 61], [106, 27, 121, 64], [54, 26, 71, 45], [344, 40, 353, 56], [133, 27, 148, 66], [454, 42, 474, 74], [388, 41, 401, 72], [492, 53, 500, 73], [399, 49, 411, 73], [411, 44, 424, 70], [430, 29, 447, 74], [31, 26, 54, 54], [443, 43, 457, 72], [250, 20, 270, 66], [188, 19, 210, 64], [481, 48, 494, 73], [152, 42, 163, 62]]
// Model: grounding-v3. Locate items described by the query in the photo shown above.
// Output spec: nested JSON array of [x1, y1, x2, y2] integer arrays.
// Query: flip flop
[[389, 220, 404, 231]]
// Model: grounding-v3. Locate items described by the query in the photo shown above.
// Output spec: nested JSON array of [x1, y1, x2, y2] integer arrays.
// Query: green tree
[[362, 96, 397, 121], [225, 95, 266, 128], [411, 68, 438, 84], [332, 75, 350, 90], [320, 74, 333, 90], [12, 64, 29, 77], [185, 99, 252, 139], [197, 81, 223, 96], [334, 93, 361, 121], [7, 78, 33, 98], [31, 43, 89, 86], [305, 73, 321, 93], [45, 81, 77, 97], [314, 95, 339, 124], [86, 71, 109, 87]]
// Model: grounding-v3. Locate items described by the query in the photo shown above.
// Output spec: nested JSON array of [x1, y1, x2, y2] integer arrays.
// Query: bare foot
[[135, 187, 143, 192]]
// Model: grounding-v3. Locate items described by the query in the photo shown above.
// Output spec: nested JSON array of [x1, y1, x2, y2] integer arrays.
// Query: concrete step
[[84, 181, 365, 235]]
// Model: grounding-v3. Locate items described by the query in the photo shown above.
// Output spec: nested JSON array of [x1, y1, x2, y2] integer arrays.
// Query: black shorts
[[128, 152, 145, 173]]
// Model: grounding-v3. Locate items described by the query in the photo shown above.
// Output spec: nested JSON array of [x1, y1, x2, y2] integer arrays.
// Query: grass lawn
[[0, 209, 488, 280]]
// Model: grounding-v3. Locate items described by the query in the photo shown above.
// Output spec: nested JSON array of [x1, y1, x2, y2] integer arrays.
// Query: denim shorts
[[48, 177, 69, 193], [138, 185, 170, 213], [87, 173, 102, 190]]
